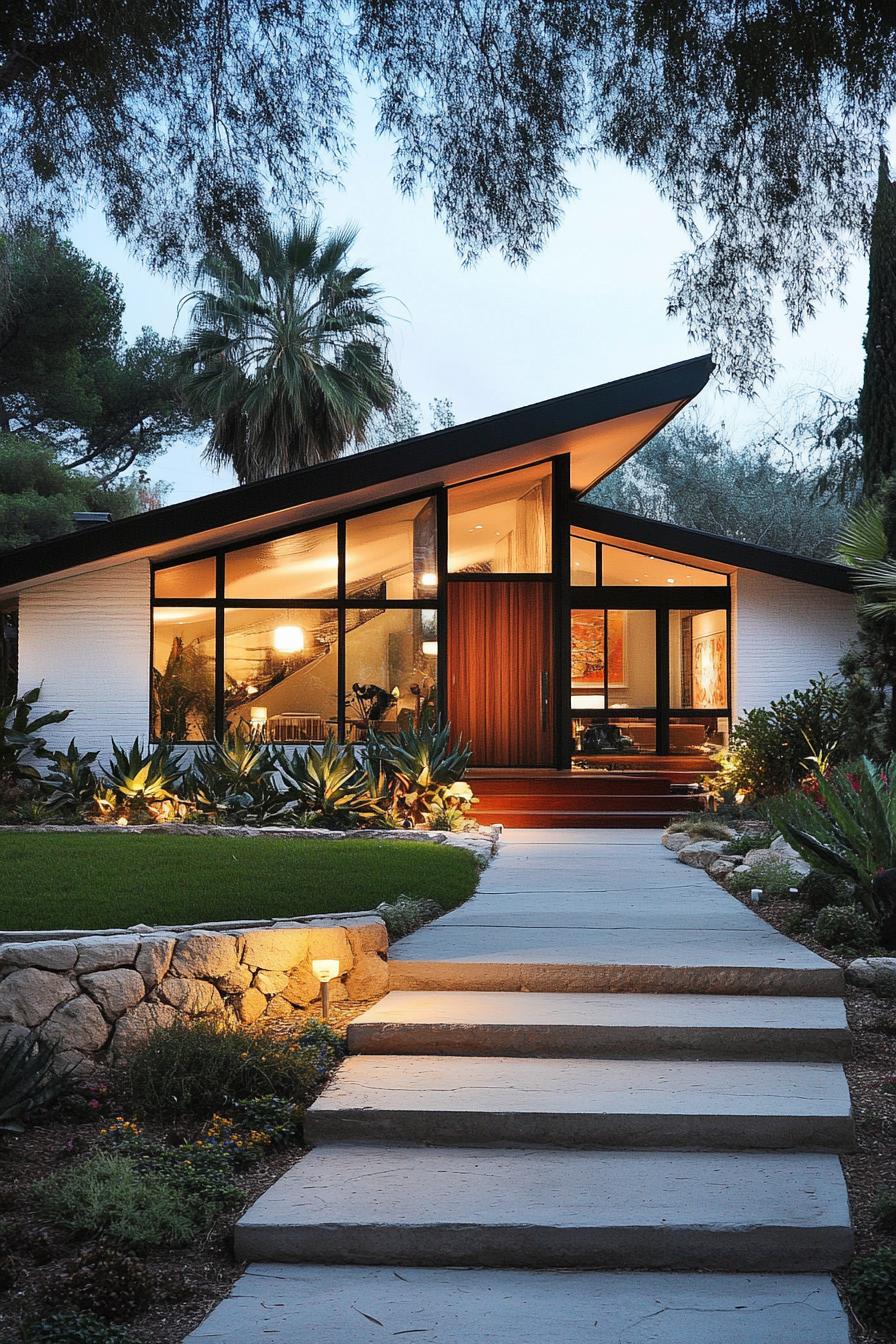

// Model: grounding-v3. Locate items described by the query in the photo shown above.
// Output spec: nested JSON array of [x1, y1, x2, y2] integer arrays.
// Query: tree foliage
[[589, 416, 848, 558], [0, 435, 141, 553], [365, 389, 456, 448], [0, 229, 193, 483], [3, 4, 895, 388], [181, 218, 397, 482], [859, 151, 896, 493]]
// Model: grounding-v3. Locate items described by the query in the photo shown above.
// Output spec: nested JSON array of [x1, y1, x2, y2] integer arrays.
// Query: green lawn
[[0, 833, 480, 929]]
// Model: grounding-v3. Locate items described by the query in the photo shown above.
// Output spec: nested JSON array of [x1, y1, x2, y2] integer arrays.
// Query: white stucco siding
[[732, 568, 857, 717], [17, 559, 151, 755]]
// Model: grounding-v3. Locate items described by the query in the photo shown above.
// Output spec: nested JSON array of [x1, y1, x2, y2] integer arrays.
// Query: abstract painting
[[571, 610, 626, 687], [693, 631, 726, 708]]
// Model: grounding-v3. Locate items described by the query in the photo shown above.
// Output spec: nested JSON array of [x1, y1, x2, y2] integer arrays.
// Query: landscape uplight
[[311, 959, 340, 1021]]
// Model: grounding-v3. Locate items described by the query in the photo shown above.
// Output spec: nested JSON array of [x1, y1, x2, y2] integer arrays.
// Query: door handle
[[541, 670, 549, 730]]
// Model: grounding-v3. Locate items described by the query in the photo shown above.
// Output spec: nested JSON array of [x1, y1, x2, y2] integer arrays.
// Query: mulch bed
[[0, 1000, 377, 1344], [725, 884, 896, 1344]]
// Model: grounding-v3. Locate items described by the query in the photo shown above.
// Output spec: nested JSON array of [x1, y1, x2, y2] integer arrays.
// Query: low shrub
[[873, 1186, 896, 1232], [23, 1311, 133, 1343], [722, 831, 775, 856], [797, 870, 855, 911], [727, 857, 805, 898], [376, 896, 444, 941], [122, 1019, 337, 1121], [53, 1245, 151, 1321], [849, 1245, 896, 1331], [34, 1151, 242, 1250], [705, 675, 846, 804], [813, 903, 878, 953], [664, 818, 732, 839]]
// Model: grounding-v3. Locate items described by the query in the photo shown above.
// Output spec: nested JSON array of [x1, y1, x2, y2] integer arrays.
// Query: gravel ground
[[726, 884, 896, 1343]]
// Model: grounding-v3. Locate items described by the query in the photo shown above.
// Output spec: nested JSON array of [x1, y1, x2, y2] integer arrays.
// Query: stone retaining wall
[[0, 915, 389, 1075]]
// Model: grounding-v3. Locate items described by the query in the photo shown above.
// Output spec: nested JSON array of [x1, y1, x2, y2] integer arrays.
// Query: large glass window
[[571, 608, 657, 757], [669, 608, 728, 710], [569, 530, 729, 587], [223, 608, 338, 741], [448, 463, 552, 573], [345, 607, 437, 741], [154, 557, 216, 599], [152, 608, 216, 741], [346, 498, 436, 599], [225, 523, 338, 600]]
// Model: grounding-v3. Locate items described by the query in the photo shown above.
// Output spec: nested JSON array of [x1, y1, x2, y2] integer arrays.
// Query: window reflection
[[152, 608, 216, 741], [224, 608, 338, 741], [345, 607, 437, 740], [448, 464, 552, 573], [224, 524, 338, 600], [345, 498, 437, 599]]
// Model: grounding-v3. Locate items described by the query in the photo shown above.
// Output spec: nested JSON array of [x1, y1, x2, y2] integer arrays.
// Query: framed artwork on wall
[[693, 631, 726, 708], [571, 610, 627, 688]]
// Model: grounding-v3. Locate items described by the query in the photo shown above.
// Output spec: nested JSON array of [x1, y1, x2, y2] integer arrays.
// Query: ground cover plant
[[0, 833, 479, 928], [1, 1017, 352, 1341]]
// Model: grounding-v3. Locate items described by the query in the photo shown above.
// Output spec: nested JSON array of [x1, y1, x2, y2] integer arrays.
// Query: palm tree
[[838, 497, 896, 619], [181, 219, 397, 483]]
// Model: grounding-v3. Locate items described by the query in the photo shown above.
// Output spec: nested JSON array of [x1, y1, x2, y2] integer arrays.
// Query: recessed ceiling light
[[666, 578, 675, 584]]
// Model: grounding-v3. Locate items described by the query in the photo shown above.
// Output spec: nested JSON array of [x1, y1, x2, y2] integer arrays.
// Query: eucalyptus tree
[[4, 4, 895, 390], [181, 219, 396, 482]]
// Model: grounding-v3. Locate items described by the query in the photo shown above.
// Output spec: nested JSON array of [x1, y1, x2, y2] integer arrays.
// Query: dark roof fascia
[[570, 500, 854, 593], [0, 355, 713, 591]]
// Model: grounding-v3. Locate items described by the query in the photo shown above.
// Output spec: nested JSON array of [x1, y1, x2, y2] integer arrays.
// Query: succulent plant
[[0, 1033, 74, 1133]]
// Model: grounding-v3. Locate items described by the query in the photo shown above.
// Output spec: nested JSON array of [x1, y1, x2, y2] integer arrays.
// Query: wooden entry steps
[[468, 763, 710, 828]]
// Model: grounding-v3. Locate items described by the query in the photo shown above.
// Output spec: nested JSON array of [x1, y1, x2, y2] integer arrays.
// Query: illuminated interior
[[448, 463, 552, 573]]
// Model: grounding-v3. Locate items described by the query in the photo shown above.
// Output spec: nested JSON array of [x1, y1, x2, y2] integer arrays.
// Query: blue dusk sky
[[68, 94, 871, 505]]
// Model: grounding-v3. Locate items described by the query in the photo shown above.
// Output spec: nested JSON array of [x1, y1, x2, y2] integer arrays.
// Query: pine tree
[[859, 151, 896, 494]]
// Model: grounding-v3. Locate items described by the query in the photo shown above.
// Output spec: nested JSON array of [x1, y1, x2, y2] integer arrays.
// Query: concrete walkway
[[188, 829, 853, 1343]]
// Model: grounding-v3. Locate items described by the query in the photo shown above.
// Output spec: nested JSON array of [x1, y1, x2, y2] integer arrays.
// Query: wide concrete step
[[388, 929, 843, 994], [234, 1144, 853, 1270], [470, 810, 695, 828], [186, 1264, 851, 1343], [347, 991, 851, 1061], [306, 1055, 854, 1151]]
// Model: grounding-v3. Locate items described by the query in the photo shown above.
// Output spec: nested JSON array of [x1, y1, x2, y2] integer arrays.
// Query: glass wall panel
[[570, 532, 598, 585], [448, 463, 552, 573], [154, 557, 216, 599], [571, 609, 656, 707], [224, 524, 338, 600], [669, 608, 728, 710], [345, 607, 437, 740], [152, 607, 216, 741], [224, 607, 338, 741], [602, 545, 728, 587], [345, 498, 437, 600], [668, 714, 729, 756]]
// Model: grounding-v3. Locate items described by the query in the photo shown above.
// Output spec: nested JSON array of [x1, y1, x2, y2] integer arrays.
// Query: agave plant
[[0, 1032, 74, 1132], [0, 686, 71, 785], [367, 718, 474, 826], [187, 730, 279, 819], [40, 739, 100, 815], [277, 735, 379, 826], [765, 754, 896, 920], [104, 739, 185, 816]]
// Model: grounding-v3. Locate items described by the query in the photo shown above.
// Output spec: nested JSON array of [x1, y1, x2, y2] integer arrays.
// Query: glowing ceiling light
[[273, 624, 305, 653], [419, 571, 438, 587]]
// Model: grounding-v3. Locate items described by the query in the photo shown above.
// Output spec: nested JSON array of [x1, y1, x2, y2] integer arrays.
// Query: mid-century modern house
[[0, 355, 857, 818]]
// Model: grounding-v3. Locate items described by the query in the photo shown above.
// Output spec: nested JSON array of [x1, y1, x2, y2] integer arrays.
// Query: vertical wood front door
[[447, 580, 555, 767]]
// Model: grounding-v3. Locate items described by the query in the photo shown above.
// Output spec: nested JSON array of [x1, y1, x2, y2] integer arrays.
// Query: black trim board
[[0, 355, 712, 593], [570, 501, 853, 593]]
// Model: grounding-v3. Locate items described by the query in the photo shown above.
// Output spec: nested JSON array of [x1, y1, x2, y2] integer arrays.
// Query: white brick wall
[[17, 560, 151, 756], [732, 568, 857, 717]]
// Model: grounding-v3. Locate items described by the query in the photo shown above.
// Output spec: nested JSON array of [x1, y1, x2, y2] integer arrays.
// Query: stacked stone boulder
[[0, 915, 389, 1075]]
